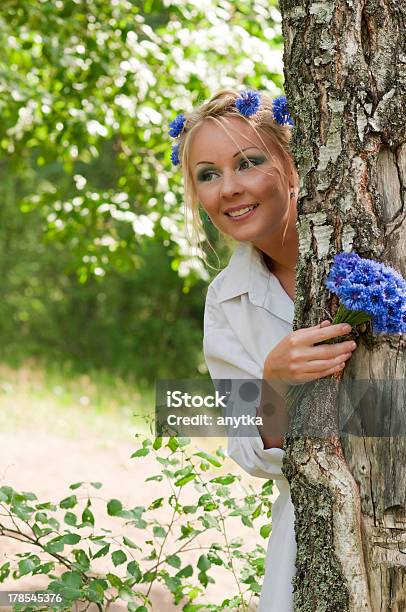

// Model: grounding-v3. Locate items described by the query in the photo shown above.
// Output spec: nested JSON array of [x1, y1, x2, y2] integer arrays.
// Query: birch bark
[[278, 1, 406, 609]]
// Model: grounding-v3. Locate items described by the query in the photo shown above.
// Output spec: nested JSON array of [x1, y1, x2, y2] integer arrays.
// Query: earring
[[290, 191, 298, 198]]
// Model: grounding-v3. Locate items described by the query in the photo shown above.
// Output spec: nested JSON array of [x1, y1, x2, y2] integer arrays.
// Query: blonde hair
[[176, 89, 298, 264]]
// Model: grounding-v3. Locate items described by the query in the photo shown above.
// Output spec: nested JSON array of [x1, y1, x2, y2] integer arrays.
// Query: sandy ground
[[0, 422, 271, 611]]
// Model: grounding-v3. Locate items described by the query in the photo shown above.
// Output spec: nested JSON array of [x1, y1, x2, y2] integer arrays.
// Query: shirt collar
[[217, 243, 294, 324]]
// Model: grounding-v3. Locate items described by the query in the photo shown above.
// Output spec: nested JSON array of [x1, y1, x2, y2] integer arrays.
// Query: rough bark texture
[[278, 0, 406, 610]]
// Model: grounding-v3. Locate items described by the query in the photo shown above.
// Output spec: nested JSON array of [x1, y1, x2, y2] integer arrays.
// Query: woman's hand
[[257, 320, 357, 449], [263, 319, 357, 389]]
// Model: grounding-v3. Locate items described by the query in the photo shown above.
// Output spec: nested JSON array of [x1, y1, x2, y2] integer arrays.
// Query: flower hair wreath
[[168, 90, 294, 166]]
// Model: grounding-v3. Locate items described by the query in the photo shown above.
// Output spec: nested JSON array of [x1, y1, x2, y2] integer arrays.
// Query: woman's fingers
[[299, 322, 352, 344], [301, 352, 353, 373], [319, 319, 331, 327], [300, 339, 356, 361], [300, 361, 347, 383]]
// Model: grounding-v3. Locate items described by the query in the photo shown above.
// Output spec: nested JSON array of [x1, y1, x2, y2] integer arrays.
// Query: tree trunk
[[278, 0, 406, 610]]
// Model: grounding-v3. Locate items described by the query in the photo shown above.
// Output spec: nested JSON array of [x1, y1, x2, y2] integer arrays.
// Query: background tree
[[279, 0, 405, 610]]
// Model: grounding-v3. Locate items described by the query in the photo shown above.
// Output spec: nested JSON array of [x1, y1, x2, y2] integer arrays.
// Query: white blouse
[[203, 242, 296, 612]]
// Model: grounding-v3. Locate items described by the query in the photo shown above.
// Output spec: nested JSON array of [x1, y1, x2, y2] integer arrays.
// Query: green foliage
[[0, 435, 275, 611], [0, 0, 283, 378], [0, 0, 283, 276]]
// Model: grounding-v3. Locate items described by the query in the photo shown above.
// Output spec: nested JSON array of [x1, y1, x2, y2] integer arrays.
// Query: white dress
[[203, 242, 296, 611]]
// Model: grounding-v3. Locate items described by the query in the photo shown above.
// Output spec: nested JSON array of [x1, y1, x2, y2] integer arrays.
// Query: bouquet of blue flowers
[[325, 252, 406, 335], [285, 252, 405, 435]]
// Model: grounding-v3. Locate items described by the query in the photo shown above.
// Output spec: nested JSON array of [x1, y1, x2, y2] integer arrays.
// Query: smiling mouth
[[225, 203, 259, 218]]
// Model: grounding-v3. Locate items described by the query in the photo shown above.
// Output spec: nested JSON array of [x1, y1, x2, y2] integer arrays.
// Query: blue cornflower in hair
[[272, 95, 294, 126], [169, 114, 186, 138], [325, 252, 406, 334], [171, 143, 180, 166], [235, 90, 261, 117]]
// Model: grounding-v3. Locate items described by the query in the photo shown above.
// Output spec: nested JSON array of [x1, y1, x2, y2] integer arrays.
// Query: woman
[[169, 90, 357, 610]]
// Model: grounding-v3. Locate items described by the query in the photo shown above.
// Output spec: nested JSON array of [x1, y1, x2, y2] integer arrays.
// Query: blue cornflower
[[272, 95, 294, 126], [325, 252, 406, 334], [339, 284, 369, 312], [169, 114, 186, 138], [170, 143, 180, 166], [235, 90, 261, 117]]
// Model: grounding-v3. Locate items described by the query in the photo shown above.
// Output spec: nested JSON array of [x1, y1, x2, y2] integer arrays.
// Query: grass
[[0, 361, 228, 455], [0, 360, 155, 443]]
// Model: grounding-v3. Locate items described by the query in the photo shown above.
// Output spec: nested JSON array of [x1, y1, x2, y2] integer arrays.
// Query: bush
[[0, 435, 275, 611]]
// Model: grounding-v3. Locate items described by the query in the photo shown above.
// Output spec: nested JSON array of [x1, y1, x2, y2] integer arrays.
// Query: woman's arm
[[204, 284, 286, 480]]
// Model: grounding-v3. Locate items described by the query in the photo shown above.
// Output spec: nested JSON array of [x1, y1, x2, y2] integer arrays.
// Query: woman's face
[[189, 116, 296, 247]]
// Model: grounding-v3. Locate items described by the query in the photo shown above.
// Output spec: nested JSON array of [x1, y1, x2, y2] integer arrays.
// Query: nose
[[220, 169, 244, 199]]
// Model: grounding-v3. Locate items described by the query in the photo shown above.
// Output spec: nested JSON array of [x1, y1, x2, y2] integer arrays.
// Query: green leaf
[[167, 437, 179, 452], [210, 475, 236, 485], [127, 560, 142, 582], [73, 549, 90, 571], [107, 499, 123, 516], [69, 482, 83, 490], [197, 554, 211, 572], [149, 497, 163, 509], [242, 515, 253, 527], [183, 504, 198, 514], [152, 437, 162, 450], [32, 561, 54, 575], [60, 495, 78, 509], [85, 578, 106, 603], [252, 503, 262, 519], [207, 550, 223, 566], [82, 506, 95, 526], [175, 473, 196, 487], [176, 564, 193, 579], [194, 451, 221, 467], [131, 447, 149, 458], [107, 573, 122, 589], [145, 474, 163, 482], [123, 536, 141, 550], [112, 550, 127, 566], [18, 557, 40, 576], [260, 524, 272, 539], [200, 514, 220, 530], [62, 533, 81, 545], [32, 523, 42, 539], [261, 480, 273, 496], [153, 526, 166, 538], [163, 574, 181, 593], [0, 562, 10, 583], [61, 571, 83, 589], [44, 536, 65, 554], [64, 512, 78, 526], [93, 544, 110, 559], [91, 482, 103, 489], [166, 554, 181, 568]]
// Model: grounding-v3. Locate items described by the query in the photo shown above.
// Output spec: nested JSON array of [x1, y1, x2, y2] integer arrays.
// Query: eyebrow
[[195, 146, 262, 167]]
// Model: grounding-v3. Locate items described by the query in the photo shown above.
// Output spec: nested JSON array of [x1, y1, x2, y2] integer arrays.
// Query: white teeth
[[227, 204, 258, 218]]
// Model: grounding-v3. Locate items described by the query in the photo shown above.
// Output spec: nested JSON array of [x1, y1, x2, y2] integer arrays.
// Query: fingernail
[[342, 324, 352, 331], [350, 342, 357, 349]]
